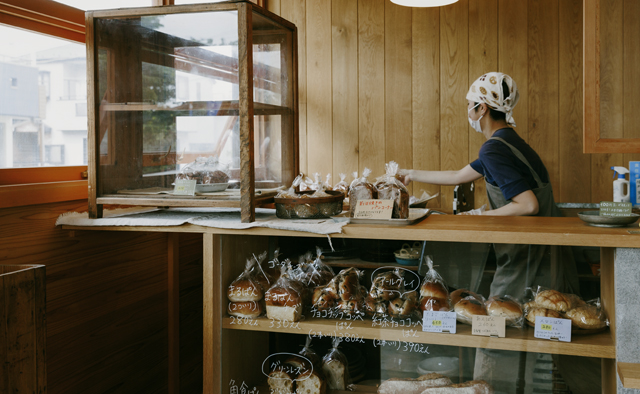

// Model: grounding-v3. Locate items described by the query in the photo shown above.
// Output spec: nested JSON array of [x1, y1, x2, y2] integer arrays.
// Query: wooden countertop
[[63, 215, 640, 248]]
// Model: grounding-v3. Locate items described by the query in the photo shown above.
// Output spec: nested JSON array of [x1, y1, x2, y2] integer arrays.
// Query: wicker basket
[[274, 190, 345, 219]]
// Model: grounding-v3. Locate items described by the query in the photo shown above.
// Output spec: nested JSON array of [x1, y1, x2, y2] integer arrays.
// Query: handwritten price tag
[[173, 179, 197, 196], [422, 311, 457, 334], [534, 317, 572, 342], [600, 201, 632, 216], [471, 315, 506, 338], [353, 199, 394, 219]]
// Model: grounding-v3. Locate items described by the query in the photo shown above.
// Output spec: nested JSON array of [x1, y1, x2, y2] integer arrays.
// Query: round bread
[[419, 296, 450, 312], [450, 289, 482, 306], [526, 307, 562, 324], [364, 295, 387, 316], [228, 279, 262, 302], [565, 305, 606, 329], [312, 287, 336, 310], [454, 299, 487, 324], [265, 286, 301, 307], [227, 301, 263, 318], [420, 281, 448, 300], [535, 289, 571, 312], [486, 296, 523, 324]]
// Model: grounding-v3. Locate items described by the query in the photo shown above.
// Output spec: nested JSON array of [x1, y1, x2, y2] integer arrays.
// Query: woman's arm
[[401, 164, 482, 186], [482, 190, 539, 216]]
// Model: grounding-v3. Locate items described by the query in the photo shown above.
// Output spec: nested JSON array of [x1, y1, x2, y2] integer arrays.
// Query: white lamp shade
[[390, 0, 459, 7]]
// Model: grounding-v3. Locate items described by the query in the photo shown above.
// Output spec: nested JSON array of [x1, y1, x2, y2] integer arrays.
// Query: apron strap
[[489, 137, 545, 189]]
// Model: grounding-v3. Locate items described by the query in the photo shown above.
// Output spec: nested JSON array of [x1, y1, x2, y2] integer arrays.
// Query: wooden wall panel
[[439, 0, 468, 211], [558, 0, 590, 202], [468, 0, 497, 209], [528, 0, 560, 196], [623, 0, 640, 164], [332, 0, 359, 177], [357, 0, 385, 176], [412, 7, 441, 205], [306, 0, 333, 176], [384, 0, 412, 191]]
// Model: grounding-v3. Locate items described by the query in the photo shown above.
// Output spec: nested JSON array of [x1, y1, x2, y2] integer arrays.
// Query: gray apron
[[485, 137, 579, 299]]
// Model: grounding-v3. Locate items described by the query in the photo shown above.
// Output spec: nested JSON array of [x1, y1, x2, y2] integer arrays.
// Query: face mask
[[468, 103, 484, 133]]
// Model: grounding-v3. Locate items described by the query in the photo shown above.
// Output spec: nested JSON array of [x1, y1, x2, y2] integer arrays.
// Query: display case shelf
[[101, 101, 292, 116], [222, 316, 615, 359]]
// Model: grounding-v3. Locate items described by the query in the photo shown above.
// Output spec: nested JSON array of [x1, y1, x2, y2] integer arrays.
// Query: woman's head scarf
[[466, 72, 520, 128]]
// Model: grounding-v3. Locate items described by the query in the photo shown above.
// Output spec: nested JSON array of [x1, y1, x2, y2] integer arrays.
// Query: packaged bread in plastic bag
[[176, 156, 207, 183], [348, 168, 377, 217], [334, 173, 349, 195], [388, 290, 419, 319], [276, 174, 304, 198], [249, 251, 273, 292], [369, 269, 404, 302], [485, 295, 524, 328], [523, 286, 569, 325], [375, 161, 410, 219], [449, 288, 483, 307], [299, 336, 321, 368], [228, 258, 263, 303], [265, 265, 304, 322], [202, 157, 230, 184], [454, 296, 488, 325], [322, 338, 353, 391], [324, 174, 333, 191], [565, 297, 609, 330], [303, 247, 335, 288], [419, 256, 450, 312]]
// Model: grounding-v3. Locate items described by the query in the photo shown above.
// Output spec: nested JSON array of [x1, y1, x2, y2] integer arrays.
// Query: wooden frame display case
[[86, 1, 299, 222]]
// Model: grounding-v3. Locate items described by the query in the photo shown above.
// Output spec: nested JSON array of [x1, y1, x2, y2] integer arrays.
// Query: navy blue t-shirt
[[469, 128, 550, 201]]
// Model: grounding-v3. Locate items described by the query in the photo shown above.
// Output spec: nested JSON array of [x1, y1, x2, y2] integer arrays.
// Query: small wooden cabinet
[[86, 1, 299, 222]]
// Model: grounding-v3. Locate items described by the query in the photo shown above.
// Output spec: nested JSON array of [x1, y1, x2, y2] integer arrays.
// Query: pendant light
[[390, 0, 458, 7]]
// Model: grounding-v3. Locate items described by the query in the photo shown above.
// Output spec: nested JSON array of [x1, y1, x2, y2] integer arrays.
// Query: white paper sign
[[422, 311, 457, 333], [353, 199, 394, 219], [173, 179, 197, 196], [471, 315, 506, 338], [534, 317, 572, 342]]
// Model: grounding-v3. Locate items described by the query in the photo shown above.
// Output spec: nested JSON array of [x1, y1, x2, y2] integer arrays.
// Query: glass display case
[[86, 1, 298, 222]]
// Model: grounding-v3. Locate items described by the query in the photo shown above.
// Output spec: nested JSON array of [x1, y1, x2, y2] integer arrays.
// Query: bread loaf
[[377, 373, 452, 394], [268, 370, 295, 394], [265, 286, 303, 321], [321, 359, 345, 390], [420, 380, 493, 394], [296, 370, 326, 394]]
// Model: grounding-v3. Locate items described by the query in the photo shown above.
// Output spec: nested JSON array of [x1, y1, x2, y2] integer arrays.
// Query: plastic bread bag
[[202, 157, 230, 184], [276, 174, 304, 198], [310, 173, 331, 198], [348, 168, 376, 217], [299, 336, 321, 368], [388, 290, 419, 320], [565, 297, 609, 330], [284, 259, 311, 306], [333, 173, 349, 195], [322, 338, 354, 391], [485, 295, 524, 328], [369, 269, 404, 302], [176, 156, 207, 183], [364, 294, 388, 318], [419, 256, 449, 303], [454, 295, 488, 325], [249, 251, 273, 292], [450, 288, 484, 307], [324, 174, 333, 191], [263, 248, 284, 282], [529, 285, 574, 313], [264, 265, 304, 322], [227, 258, 263, 304], [309, 247, 335, 284], [375, 161, 410, 219]]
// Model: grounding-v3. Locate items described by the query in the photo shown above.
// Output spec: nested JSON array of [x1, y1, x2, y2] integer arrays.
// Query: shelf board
[[618, 362, 640, 389], [222, 316, 615, 359], [324, 258, 419, 272], [101, 100, 291, 116]]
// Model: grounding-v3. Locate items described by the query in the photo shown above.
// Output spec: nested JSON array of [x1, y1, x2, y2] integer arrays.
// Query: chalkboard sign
[[600, 201, 632, 217]]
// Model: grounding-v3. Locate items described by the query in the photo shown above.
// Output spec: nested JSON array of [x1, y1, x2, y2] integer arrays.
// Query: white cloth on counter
[[56, 207, 349, 235]]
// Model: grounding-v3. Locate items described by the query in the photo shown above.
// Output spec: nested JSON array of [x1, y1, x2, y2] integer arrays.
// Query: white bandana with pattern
[[466, 72, 520, 128]]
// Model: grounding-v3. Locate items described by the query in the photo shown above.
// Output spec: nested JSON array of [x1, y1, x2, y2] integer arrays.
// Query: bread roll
[[268, 370, 295, 394], [227, 301, 263, 318], [420, 281, 449, 300], [377, 373, 452, 394], [338, 271, 359, 301], [420, 380, 493, 394], [565, 305, 607, 329], [296, 370, 326, 394], [535, 289, 571, 313], [388, 291, 418, 317], [364, 295, 388, 316], [525, 307, 562, 324], [370, 271, 402, 301], [485, 296, 522, 326], [336, 299, 361, 315], [450, 289, 482, 307], [454, 299, 487, 325], [228, 279, 262, 302], [322, 359, 345, 390], [312, 287, 336, 311], [420, 296, 450, 312]]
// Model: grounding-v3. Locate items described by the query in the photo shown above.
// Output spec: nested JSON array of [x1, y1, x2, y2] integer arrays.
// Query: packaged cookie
[[348, 168, 376, 217], [375, 161, 410, 219]]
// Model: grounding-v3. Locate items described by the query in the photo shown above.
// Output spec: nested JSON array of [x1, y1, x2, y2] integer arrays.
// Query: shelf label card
[[471, 315, 506, 338], [422, 311, 457, 334], [600, 201, 632, 216], [353, 199, 394, 219], [534, 317, 572, 342], [173, 179, 196, 196]]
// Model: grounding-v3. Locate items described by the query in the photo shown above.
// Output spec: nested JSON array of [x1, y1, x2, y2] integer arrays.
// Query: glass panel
[[0, 24, 87, 168], [53, 0, 152, 10]]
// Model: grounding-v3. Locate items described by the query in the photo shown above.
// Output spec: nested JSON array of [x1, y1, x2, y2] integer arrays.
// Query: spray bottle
[[611, 166, 630, 202]]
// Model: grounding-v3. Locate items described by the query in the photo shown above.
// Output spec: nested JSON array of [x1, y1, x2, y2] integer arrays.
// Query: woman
[[401, 72, 578, 299]]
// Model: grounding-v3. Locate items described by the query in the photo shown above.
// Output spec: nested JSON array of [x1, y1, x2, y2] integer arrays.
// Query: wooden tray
[[335, 208, 432, 226]]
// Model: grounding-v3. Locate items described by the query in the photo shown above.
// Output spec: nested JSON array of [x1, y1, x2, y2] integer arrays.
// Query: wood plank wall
[[268, 0, 626, 209], [0, 201, 203, 394]]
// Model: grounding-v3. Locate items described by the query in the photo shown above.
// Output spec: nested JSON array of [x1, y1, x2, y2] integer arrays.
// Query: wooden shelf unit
[[101, 100, 293, 116], [222, 316, 615, 359]]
